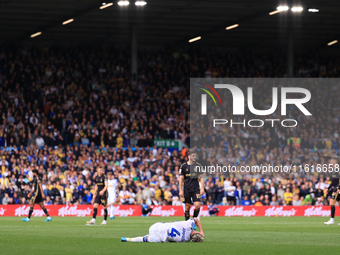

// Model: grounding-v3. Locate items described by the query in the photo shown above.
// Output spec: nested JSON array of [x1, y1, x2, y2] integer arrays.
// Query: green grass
[[0, 216, 340, 255]]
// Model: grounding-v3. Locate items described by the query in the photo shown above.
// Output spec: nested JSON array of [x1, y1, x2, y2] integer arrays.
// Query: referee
[[324, 155, 340, 225], [179, 151, 204, 221]]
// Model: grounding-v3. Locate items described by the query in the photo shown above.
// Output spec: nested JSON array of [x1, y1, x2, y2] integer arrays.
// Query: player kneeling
[[121, 218, 204, 243]]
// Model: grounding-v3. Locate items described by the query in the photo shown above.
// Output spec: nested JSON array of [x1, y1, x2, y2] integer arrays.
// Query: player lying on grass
[[121, 218, 204, 243]]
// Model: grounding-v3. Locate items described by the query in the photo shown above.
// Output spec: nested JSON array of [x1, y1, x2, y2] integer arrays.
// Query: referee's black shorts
[[94, 192, 108, 206], [184, 188, 201, 204], [331, 190, 340, 201]]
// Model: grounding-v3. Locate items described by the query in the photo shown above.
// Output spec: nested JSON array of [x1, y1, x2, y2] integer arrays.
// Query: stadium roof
[[0, 0, 340, 50]]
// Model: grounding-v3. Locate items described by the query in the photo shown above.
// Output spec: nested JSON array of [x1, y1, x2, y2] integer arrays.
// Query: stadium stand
[[0, 45, 340, 207]]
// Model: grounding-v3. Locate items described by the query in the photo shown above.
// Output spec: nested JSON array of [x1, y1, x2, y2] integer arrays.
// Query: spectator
[[44, 196, 53, 205], [207, 201, 219, 216], [270, 196, 278, 206], [21, 197, 27, 205], [128, 188, 136, 204], [300, 184, 309, 198], [13, 193, 20, 204], [223, 178, 231, 198], [304, 194, 313, 205], [170, 185, 179, 198], [284, 188, 293, 205], [220, 197, 228, 206], [84, 190, 92, 204], [172, 196, 182, 206], [216, 181, 224, 204], [292, 195, 302, 206], [0, 185, 7, 203], [119, 186, 130, 205], [315, 197, 325, 206], [0, 175, 9, 188], [50, 183, 60, 203], [241, 195, 251, 206], [226, 185, 236, 205], [207, 182, 216, 204], [262, 195, 271, 206], [235, 182, 244, 206], [141, 199, 153, 216], [36, 134, 45, 148], [254, 198, 263, 206], [2, 193, 10, 205], [65, 183, 73, 204], [277, 185, 285, 200]]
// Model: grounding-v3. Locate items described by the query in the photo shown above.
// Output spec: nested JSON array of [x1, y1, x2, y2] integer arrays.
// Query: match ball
[[191, 233, 204, 242]]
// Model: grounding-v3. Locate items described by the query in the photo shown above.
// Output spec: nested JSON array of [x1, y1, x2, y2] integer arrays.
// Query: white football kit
[[107, 179, 118, 204], [147, 219, 195, 243]]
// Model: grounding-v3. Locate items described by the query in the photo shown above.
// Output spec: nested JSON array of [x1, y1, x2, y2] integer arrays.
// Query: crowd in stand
[[0, 44, 340, 207]]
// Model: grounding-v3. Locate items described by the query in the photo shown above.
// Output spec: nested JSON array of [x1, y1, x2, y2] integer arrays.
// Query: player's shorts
[[30, 194, 43, 204], [107, 195, 116, 204], [94, 193, 108, 206], [147, 222, 163, 243], [184, 188, 201, 204], [331, 190, 340, 201]]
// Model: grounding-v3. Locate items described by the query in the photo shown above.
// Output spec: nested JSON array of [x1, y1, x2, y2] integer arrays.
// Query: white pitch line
[[83, 225, 124, 227], [0, 224, 80, 228]]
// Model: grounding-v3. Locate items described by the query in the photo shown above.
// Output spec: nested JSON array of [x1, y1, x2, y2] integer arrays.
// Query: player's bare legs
[[109, 199, 117, 219], [337, 202, 340, 225], [22, 200, 35, 222], [325, 187, 337, 225], [121, 236, 149, 242], [184, 201, 201, 221], [38, 202, 52, 221], [87, 203, 99, 224], [193, 201, 201, 220], [185, 203, 191, 220], [325, 198, 336, 224]]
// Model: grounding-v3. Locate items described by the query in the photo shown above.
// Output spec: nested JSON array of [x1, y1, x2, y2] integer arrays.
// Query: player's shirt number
[[167, 228, 180, 237]]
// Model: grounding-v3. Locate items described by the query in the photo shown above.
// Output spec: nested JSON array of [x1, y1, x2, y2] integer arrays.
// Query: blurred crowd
[[0, 44, 340, 207]]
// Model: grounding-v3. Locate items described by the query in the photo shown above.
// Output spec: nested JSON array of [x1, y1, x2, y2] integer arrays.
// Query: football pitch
[[1, 216, 340, 255]]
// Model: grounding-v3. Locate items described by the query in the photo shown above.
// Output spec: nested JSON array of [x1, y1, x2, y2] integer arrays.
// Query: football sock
[[185, 211, 190, 221], [331, 205, 335, 218], [110, 205, 114, 217], [93, 208, 97, 219], [193, 208, 200, 218], [104, 209, 108, 221], [128, 236, 147, 242], [41, 206, 49, 217], [28, 207, 34, 219]]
